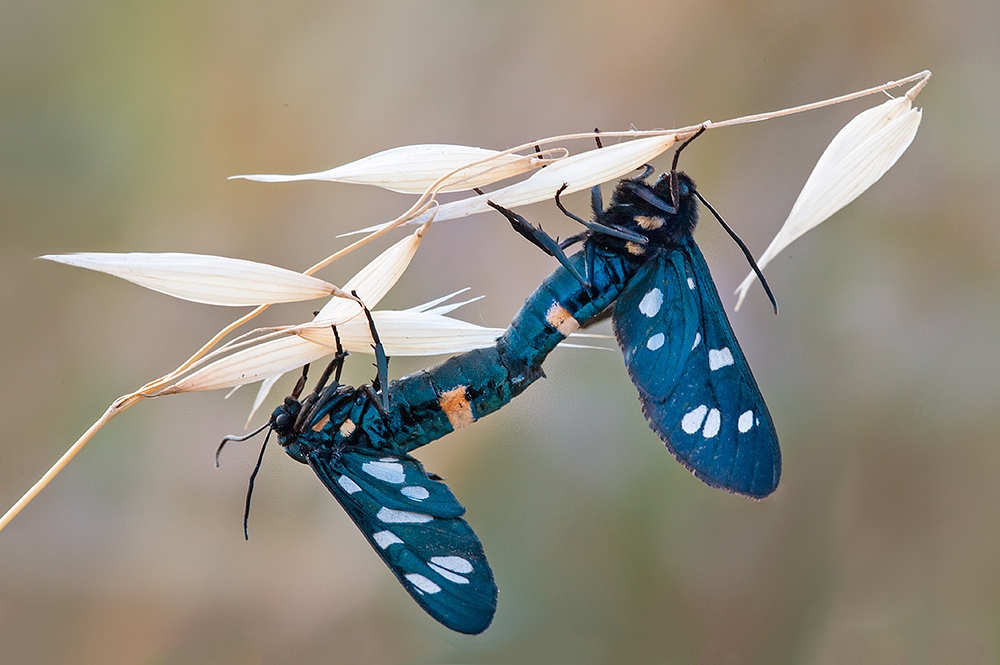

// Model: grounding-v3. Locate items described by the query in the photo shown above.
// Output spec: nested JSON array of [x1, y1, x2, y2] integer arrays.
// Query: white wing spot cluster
[[431, 555, 474, 573], [405, 574, 441, 595], [638, 288, 663, 317], [681, 405, 721, 438], [337, 475, 362, 494], [687, 277, 696, 290], [373, 530, 403, 549], [738, 410, 754, 433], [646, 333, 665, 351], [428, 556, 474, 584], [362, 460, 406, 484], [377, 507, 433, 524], [681, 405, 708, 434], [708, 347, 734, 371], [401, 486, 430, 501]]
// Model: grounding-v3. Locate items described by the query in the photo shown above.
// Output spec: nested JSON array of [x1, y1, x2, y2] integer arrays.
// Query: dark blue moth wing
[[612, 235, 780, 498], [306, 448, 497, 634]]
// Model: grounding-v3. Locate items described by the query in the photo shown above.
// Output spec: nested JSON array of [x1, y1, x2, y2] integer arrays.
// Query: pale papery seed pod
[[41, 252, 347, 306], [343, 133, 680, 235], [230, 144, 561, 194], [734, 92, 923, 310]]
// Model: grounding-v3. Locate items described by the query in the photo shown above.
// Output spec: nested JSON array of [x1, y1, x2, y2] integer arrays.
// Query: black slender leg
[[633, 163, 656, 182], [487, 200, 590, 290], [590, 184, 604, 218], [585, 240, 598, 290], [352, 291, 390, 415], [554, 184, 647, 244], [313, 325, 347, 394], [359, 384, 391, 418], [290, 363, 310, 400], [619, 180, 677, 215], [559, 231, 587, 251]]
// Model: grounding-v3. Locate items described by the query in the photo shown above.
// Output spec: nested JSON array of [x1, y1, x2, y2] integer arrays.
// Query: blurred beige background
[[1, 1, 996, 664]]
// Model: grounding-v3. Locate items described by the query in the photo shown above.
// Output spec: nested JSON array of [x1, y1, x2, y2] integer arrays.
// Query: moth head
[[651, 171, 697, 209], [271, 396, 301, 435]]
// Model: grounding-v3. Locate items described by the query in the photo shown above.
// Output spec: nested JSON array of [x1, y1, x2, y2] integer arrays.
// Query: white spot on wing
[[738, 410, 754, 433], [692, 332, 701, 349], [702, 408, 721, 438], [430, 556, 474, 573], [647, 333, 665, 350], [708, 347, 734, 371], [377, 507, 433, 524], [687, 277, 695, 289], [401, 486, 430, 501], [428, 563, 470, 584], [373, 530, 403, 549], [337, 475, 362, 494], [405, 574, 441, 595], [681, 405, 708, 434], [638, 288, 663, 317], [362, 460, 406, 484]]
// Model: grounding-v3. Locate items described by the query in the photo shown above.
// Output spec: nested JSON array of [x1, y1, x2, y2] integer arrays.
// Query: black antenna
[[668, 124, 776, 314], [216, 421, 269, 467], [693, 189, 778, 315], [242, 428, 272, 540], [670, 125, 707, 208], [214, 420, 275, 539]]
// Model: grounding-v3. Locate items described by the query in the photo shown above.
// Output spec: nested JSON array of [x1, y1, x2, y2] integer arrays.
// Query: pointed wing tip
[[637, 398, 781, 499], [441, 604, 497, 635], [683, 448, 781, 499], [456, 620, 494, 636]]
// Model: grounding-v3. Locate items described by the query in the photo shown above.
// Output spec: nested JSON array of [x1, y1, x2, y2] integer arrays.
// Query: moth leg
[[558, 231, 588, 251], [585, 239, 598, 289], [290, 363, 310, 400], [632, 163, 656, 182], [293, 328, 349, 429], [590, 184, 604, 217], [554, 184, 647, 244], [618, 180, 677, 215], [358, 384, 388, 418], [487, 199, 590, 290], [350, 291, 390, 415], [313, 325, 348, 393]]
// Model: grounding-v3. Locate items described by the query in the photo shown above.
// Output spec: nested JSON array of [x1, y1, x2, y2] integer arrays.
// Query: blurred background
[[0, 1, 995, 663]]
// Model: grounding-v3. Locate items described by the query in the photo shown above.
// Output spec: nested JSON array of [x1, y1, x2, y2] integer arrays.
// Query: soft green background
[[1, 2, 995, 664]]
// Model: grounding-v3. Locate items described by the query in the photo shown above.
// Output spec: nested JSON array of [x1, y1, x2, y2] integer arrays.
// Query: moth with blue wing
[[222, 320, 499, 635], [277, 398, 498, 635], [227, 133, 780, 632], [486, 129, 781, 497]]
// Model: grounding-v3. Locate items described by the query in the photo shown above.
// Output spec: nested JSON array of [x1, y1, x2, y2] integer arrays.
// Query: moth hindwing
[[307, 447, 497, 634]]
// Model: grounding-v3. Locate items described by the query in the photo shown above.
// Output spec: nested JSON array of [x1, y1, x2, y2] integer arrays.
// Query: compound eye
[[274, 412, 292, 430]]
